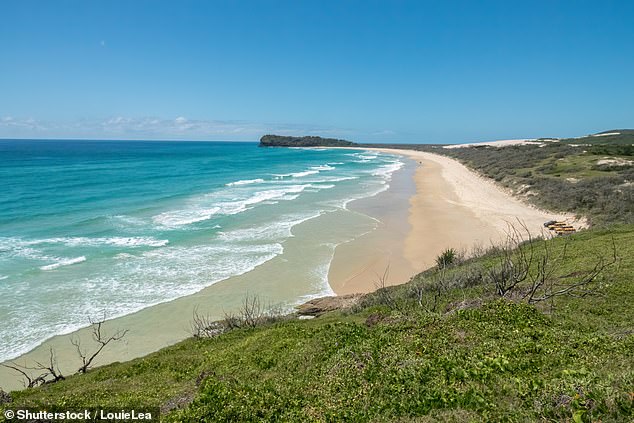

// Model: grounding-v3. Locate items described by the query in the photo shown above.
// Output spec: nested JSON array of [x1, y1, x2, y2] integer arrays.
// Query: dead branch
[[374, 265, 403, 311], [220, 293, 283, 330], [71, 312, 128, 374], [527, 236, 618, 304], [0, 362, 46, 388], [1, 346, 64, 387], [241, 293, 264, 328], [191, 306, 224, 338], [32, 346, 65, 383], [489, 221, 534, 298]]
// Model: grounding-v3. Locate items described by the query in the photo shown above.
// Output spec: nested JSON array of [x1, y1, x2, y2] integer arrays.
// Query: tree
[[70, 313, 128, 374]]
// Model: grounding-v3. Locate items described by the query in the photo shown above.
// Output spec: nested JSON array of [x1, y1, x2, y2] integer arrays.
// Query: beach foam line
[[308, 184, 335, 189], [40, 256, 86, 271], [11, 236, 170, 248], [291, 170, 320, 178], [372, 161, 404, 179], [153, 206, 222, 227], [310, 164, 335, 171], [0, 236, 169, 249], [217, 212, 323, 243], [272, 163, 336, 179], [342, 183, 390, 210], [320, 176, 358, 182], [152, 184, 315, 228], [0, 242, 47, 260], [226, 178, 265, 186]]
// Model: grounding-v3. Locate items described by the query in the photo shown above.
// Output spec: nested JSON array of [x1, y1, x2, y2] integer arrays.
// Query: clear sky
[[1, 1, 633, 143]]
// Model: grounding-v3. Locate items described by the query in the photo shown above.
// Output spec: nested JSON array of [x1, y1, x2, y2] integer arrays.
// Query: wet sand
[[328, 158, 417, 294]]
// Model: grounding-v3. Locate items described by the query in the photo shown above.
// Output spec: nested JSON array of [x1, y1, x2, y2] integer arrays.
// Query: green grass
[[3, 226, 633, 422]]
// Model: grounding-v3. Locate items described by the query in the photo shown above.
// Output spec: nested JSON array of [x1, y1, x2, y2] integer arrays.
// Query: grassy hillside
[[2, 226, 633, 422]]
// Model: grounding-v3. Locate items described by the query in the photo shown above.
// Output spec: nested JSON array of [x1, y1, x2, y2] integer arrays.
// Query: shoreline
[[327, 156, 417, 294], [326, 147, 584, 294]]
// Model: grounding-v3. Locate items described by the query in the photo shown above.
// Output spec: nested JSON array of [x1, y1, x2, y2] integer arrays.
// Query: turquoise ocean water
[[0, 140, 403, 362]]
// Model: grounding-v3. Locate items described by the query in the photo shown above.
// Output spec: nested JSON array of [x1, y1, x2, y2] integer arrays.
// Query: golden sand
[[328, 148, 583, 294]]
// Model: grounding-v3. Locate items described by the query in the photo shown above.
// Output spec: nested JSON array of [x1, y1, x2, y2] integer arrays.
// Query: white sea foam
[[1, 236, 169, 249], [217, 213, 322, 243], [292, 245, 337, 307], [279, 194, 299, 201], [0, 275, 7, 281], [109, 215, 146, 227], [272, 170, 319, 178], [221, 185, 309, 213], [63, 237, 169, 248], [308, 184, 335, 189], [153, 185, 311, 227], [320, 176, 358, 182], [273, 163, 334, 179], [0, 242, 48, 261], [290, 170, 320, 178], [40, 256, 86, 271], [114, 253, 136, 260], [336, 182, 391, 210], [226, 178, 265, 186], [310, 164, 335, 171], [372, 161, 404, 179], [153, 207, 221, 227]]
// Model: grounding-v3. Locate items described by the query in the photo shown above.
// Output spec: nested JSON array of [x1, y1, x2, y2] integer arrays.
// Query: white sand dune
[[443, 139, 547, 149]]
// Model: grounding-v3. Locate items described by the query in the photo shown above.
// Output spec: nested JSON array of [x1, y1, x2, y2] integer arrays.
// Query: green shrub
[[436, 248, 457, 269]]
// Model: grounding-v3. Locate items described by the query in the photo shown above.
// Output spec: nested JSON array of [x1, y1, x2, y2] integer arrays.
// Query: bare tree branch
[[489, 221, 534, 298], [72, 312, 128, 374]]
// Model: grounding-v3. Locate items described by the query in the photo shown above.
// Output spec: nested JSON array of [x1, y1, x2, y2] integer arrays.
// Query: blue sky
[[1, 1, 633, 143]]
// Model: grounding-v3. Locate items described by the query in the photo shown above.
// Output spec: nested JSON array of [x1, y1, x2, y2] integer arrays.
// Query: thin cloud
[[0, 116, 364, 141]]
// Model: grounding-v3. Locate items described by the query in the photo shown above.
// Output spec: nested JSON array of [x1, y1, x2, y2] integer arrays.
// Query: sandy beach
[[327, 148, 583, 294]]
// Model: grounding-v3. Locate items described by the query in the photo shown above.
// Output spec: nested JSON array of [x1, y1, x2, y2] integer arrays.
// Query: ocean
[[0, 140, 404, 363]]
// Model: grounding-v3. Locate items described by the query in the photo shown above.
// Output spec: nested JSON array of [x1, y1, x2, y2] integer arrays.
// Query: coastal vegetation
[[439, 136, 633, 227], [259, 134, 356, 147], [2, 225, 632, 422]]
